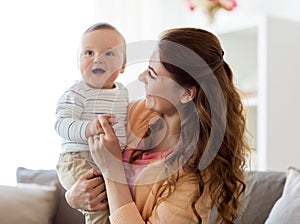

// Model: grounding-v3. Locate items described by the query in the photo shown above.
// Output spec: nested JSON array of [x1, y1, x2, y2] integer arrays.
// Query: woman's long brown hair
[[129, 27, 250, 223], [157, 28, 250, 224]]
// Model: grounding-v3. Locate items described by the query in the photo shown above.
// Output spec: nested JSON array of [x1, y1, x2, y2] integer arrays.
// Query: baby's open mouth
[[92, 68, 105, 75]]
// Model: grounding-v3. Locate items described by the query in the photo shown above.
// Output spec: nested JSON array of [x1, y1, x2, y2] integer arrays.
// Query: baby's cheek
[[111, 59, 124, 71], [80, 59, 92, 73]]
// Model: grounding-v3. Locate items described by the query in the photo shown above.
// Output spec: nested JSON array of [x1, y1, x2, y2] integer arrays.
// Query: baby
[[55, 22, 128, 224]]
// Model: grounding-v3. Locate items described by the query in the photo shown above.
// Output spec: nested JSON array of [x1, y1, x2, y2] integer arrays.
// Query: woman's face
[[138, 52, 184, 116]]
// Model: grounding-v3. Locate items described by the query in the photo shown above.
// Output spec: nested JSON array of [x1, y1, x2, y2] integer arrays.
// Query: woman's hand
[[88, 114, 133, 214], [65, 168, 108, 211], [89, 114, 123, 179]]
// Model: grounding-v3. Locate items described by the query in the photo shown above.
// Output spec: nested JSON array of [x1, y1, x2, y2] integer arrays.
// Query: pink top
[[123, 147, 173, 196]]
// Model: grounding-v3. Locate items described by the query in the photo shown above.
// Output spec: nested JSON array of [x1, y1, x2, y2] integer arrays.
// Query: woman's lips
[[146, 94, 153, 98]]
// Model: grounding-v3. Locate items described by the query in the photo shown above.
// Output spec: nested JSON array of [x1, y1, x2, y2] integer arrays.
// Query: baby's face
[[79, 29, 125, 89]]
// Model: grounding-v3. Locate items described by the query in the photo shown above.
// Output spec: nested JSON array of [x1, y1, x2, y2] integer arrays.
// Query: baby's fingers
[[98, 114, 118, 126]]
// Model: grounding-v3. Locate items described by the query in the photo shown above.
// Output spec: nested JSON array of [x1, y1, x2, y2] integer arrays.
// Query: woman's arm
[[88, 115, 145, 223], [88, 115, 133, 210]]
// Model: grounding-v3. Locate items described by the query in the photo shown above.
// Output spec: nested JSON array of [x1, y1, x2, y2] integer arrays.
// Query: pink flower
[[219, 0, 237, 10], [185, 0, 196, 11], [184, 0, 237, 23]]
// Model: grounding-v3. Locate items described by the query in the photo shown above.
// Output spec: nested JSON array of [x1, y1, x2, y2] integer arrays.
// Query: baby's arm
[[55, 86, 89, 141]]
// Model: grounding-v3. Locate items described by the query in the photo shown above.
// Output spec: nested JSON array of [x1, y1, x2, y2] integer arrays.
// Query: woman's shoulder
[[128, 99, 146, 111]]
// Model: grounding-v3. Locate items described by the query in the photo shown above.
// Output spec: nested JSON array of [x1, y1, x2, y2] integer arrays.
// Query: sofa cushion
[[265, 167, 300, 224], [236, 171, 286, 224], [16, 167, 84, 224], [209, 171, 286, 224], [0, 183, 58, 224]]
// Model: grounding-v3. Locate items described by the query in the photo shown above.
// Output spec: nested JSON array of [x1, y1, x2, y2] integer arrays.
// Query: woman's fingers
[[88, 176, 105, 190], [93, 168, 102, 176], [88, 136, 94, 145], [80, 168, 97, 181], [89, 190, 109, 211], [83, 176, 108, 211], [65, 168, 108, 211], [84, 186, 108, 211], [89, 114, 122, 177], [98, 115, 115, 137]]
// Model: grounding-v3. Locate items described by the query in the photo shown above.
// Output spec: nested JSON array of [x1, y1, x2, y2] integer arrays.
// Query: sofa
[[0, 167, 84, 224], [0, 166, 299, 224]]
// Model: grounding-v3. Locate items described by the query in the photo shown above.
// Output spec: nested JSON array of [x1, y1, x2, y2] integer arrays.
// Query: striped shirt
[[55, 80, 128, 153]]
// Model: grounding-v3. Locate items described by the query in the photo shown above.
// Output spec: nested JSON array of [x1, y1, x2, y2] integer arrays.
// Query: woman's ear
[[120, 65, 126, 74], [180, 86, 197, 104]]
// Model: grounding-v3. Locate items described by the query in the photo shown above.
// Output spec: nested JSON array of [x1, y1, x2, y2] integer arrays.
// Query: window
[[0, 0, 95, 185], [0, 0, 200, 185]]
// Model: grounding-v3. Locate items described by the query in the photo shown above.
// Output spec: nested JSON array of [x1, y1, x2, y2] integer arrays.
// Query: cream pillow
[[265, 167, 300, 224], [0, 183, 58, 224]]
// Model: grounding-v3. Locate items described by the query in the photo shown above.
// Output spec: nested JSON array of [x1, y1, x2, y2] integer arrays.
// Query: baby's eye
[[105, 51, 114, 56], [84, 50, 94, 56]]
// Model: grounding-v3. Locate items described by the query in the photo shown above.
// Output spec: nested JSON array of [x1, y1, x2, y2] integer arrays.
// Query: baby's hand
[[86, 114, 117, 138], [86, 119, 103, 138], [98, 114, 118, 127]]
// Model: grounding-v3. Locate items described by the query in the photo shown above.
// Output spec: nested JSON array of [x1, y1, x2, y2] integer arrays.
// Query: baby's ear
[[180, 86, 196, 104]]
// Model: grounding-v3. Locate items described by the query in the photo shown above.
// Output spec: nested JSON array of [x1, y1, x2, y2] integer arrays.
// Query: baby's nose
[[93, 54, 104, 64]]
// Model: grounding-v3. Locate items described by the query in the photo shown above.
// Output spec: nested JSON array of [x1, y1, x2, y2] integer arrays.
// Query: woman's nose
[[138, 70, 147, 83]]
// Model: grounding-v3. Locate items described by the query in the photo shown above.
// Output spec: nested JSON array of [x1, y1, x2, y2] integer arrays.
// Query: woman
[[66, 27, 250, 224]]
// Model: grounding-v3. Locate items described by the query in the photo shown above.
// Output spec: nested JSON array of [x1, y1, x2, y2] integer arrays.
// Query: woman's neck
[[162, 109, 181, 134], [148, 112, 181, 154]]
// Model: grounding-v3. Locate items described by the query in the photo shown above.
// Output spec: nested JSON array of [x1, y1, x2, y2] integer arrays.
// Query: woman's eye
[[148, 71, 156, 79], [105, 51, 114, 56], [84, 50, 94, 56]]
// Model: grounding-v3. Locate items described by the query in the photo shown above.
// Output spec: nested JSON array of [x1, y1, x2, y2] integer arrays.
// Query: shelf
[[243, 97, 258, 107], [212, 16, 300, 171]]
